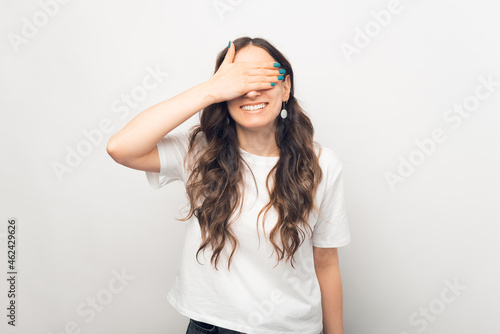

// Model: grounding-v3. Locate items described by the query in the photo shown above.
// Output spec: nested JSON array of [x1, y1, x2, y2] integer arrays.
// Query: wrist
[[198, 80, 220, 106]]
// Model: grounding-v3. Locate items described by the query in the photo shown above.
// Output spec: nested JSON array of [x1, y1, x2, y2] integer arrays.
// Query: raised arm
[[106, 41, 282, 173], [106, 81, 216, 172]]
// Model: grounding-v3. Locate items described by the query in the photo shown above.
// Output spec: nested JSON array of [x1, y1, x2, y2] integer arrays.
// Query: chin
[[237, 119, 275, 129]]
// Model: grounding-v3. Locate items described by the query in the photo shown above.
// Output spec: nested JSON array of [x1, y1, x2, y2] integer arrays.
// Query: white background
[[1, 0, 499, 333]]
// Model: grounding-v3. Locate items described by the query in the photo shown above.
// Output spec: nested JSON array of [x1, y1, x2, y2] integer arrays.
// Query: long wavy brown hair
[[178, 37, 326, 271]]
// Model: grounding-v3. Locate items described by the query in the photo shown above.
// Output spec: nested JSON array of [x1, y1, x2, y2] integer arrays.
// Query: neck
[[236, 124, 280, 157]]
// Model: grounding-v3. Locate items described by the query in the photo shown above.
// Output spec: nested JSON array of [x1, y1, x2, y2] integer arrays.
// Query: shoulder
[[163, 128, 207, 168], [314, 142, 344, 173], [160, 127, 204, 149]]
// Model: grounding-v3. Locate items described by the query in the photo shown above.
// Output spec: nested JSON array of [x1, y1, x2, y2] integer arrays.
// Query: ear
[[282, 74, 291, 101]]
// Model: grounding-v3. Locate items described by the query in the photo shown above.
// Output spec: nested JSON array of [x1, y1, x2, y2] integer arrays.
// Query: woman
[[107, 37, 351, 334]]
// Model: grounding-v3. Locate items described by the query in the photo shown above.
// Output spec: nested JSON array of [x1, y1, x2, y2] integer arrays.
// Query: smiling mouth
[[240, 102, 269, 111]]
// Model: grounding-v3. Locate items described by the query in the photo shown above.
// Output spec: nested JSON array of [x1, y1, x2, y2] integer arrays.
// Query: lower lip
[[240, 104, 268, 114]]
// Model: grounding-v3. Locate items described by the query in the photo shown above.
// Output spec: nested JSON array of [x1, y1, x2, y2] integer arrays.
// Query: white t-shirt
[[145, 129, 351, 334]]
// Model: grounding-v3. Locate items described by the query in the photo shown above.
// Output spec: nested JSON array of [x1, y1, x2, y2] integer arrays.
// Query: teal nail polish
[[278, 75, 284, 80], [273, 62, 280, 67], [228, 41, 231, 48], [279, 69, 286, 74], [270, 82, 275, 87]]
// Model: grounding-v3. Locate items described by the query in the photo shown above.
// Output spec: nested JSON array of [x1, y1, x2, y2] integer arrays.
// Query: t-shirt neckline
[[238, 147, 280, 166]]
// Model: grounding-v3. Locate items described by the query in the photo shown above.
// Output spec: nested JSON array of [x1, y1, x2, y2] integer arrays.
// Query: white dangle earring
[[280, 101, 288, 119]]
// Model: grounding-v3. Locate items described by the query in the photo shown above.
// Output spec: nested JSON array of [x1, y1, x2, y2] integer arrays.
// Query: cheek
[[226, 101, 239, 112], [271, 86, 284, 101], [228, 103, 241, 116], [272, 102, 282, 114]]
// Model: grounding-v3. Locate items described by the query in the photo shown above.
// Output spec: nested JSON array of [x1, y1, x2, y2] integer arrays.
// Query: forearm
[[107, 80, 215, 162], [315, 265, 344, 334]]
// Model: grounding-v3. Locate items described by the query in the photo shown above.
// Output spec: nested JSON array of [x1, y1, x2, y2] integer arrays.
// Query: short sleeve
[[312, 147, 351, 247], [145, 130, 190, 189]]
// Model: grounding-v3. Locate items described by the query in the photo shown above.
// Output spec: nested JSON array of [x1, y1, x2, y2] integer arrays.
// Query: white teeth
[[241, 103, 267, 111]]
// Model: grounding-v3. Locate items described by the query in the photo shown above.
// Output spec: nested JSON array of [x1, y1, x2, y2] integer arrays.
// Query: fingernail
[[270, 82, 275, 86], [279, 69, 286, 74], [278, 75, 284, 80], [228, 41, 231, 48], [273, 62, 280, 67]]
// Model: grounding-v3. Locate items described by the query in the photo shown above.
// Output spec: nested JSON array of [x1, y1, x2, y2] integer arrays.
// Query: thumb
[[221, 40, 235, 65]]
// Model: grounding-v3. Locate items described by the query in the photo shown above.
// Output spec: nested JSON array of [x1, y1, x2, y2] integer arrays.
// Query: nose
[[244, 90, 261, 99]]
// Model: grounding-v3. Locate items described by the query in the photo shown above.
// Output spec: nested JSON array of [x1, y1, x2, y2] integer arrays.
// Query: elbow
[[106, 136, 126, 164]]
